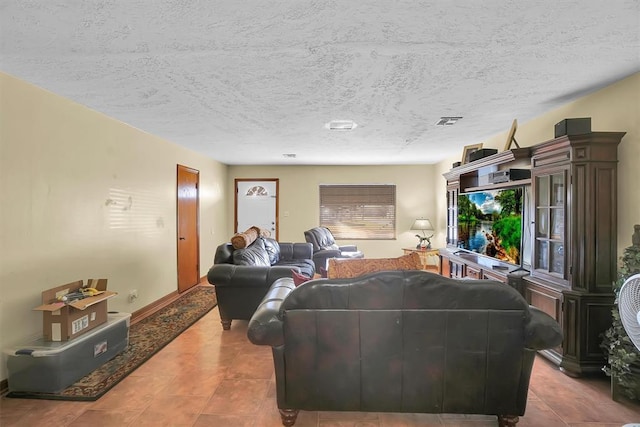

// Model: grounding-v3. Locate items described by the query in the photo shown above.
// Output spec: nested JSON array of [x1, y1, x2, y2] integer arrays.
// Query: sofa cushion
[[276, 259, 316, 278], [233, 238, 271, 266], [327, 252, 422, 279], [263, 237, 281, 264]]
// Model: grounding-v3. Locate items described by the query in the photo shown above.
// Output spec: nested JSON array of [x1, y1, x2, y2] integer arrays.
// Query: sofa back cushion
[[262, 237, 280, 264], [214, 243, 235, 264], [304, 227, 337, 252], [283, 270, 527, 311], [233, 238, 271, 267], [327, 252, 422, 279]]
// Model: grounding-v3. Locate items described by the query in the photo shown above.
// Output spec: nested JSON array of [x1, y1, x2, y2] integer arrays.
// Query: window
[[319, 184, 396, 239]]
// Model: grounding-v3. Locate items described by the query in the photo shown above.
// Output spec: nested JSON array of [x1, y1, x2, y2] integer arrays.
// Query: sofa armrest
[[247, 278, 296, 346], [314, 249, 343, 259], [524, 306, 563, 350], [339, 244, 358, 252], [207, 264, 296, 288]]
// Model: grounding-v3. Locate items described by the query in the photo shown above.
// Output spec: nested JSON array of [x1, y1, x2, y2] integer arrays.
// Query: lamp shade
[[411, 218, 434, 231]]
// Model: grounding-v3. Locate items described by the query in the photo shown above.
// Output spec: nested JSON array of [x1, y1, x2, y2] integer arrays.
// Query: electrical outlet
[[128, 289, 138, 303]]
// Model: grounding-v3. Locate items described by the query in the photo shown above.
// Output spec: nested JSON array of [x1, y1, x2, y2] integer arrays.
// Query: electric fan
[[619, 274, 640, 427], [619, 273, 640, 352]]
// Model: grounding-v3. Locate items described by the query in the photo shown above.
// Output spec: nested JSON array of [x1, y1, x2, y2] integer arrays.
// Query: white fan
[[619, 273, 640, 351], [619, 275, 640, 427]]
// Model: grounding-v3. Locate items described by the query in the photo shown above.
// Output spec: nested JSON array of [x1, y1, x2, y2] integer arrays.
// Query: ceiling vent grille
[[327, 120, 357, 130], [436, 117, 463, 126]]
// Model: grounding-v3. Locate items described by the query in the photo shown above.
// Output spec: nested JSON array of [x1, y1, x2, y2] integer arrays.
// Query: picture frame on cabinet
[[461, 143, 483, 164], [503, 119, 520, 151]]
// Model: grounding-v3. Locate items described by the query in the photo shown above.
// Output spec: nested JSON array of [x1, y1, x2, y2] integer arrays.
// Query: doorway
[[177, 165, 200, 293], [235, 179, 279, 240]]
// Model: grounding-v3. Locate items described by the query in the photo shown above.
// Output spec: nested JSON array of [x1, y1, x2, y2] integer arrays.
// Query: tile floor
[[1, 285, 640, 427]]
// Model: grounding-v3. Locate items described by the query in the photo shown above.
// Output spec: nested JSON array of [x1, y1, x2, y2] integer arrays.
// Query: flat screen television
[[457, 187, 524, 266]]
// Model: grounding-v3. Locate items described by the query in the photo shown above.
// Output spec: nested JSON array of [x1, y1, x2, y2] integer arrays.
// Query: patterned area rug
[[7, 285, 217, 401]]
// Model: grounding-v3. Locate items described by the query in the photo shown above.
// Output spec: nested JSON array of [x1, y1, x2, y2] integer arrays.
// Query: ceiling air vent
[[436, 117, 463, 126], [326, 120, 358, 131]]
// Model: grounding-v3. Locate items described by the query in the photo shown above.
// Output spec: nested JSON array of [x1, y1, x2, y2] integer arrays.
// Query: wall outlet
[[128, 289, 138, 303]]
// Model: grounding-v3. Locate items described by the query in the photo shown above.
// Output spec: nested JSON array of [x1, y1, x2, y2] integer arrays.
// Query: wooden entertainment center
[[439, 131, 626, 376]]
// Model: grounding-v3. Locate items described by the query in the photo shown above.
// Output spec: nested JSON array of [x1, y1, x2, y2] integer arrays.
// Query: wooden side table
[[402, 248, 439, 272]]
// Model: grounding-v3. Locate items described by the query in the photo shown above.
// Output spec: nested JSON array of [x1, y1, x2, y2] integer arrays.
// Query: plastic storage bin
[[5, 312, 130, 393]]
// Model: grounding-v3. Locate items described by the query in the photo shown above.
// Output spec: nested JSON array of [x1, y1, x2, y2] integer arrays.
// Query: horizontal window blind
[[319, 184, 396, 239]]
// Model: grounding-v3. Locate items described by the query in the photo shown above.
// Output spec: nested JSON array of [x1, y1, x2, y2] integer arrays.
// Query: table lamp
[[411, 218, 434, 249]]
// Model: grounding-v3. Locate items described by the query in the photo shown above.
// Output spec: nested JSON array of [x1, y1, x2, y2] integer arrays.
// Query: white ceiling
[[1, 1, 638, 165]]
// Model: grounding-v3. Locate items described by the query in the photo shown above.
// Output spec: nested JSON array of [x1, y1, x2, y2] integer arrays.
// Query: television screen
[[457, 187, 523, 265]]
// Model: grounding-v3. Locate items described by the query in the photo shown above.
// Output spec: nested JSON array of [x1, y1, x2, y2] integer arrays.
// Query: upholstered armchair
[[247, 270, 563, 426], [303, 226, 364, 274]]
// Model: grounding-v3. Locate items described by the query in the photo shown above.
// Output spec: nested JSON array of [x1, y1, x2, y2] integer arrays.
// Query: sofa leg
[[221, 319, 232, 330], [498, 415, 519, 426], [279, 408, 299, 426]]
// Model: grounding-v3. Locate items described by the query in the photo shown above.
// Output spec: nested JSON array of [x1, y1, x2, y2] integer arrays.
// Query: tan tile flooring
[[2, 287, 640, 426]]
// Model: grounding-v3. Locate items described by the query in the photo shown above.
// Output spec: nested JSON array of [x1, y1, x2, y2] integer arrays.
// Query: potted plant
[[601, 224, 640, 400]]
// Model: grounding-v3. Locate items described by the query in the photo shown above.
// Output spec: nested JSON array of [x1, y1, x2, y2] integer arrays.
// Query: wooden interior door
[[177, 165, 200, 293]]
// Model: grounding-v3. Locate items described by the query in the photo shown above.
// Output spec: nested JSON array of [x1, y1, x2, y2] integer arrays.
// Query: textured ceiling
[[1, 1, 638, 165]]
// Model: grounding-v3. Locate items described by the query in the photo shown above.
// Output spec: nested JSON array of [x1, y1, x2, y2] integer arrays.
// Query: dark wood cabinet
[[449, 259, 465, 279], [524, 132, 625, 376], [466, 265, 482, 279], [439, 249, 524, 284], [441, 131, 626, 377]]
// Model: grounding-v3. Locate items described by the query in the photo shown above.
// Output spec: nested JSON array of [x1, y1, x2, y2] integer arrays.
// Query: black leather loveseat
[[207, 237, 314, 330], [247, 270, 563, 426]]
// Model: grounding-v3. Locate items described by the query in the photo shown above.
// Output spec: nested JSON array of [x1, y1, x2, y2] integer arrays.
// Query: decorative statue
[[415, 234, 431, 249]]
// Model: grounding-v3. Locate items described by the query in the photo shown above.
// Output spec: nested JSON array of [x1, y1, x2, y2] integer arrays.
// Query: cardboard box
[[33, 279, 117, 341]]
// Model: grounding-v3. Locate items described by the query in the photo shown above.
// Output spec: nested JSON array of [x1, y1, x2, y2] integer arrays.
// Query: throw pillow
[[230, 226, 261, 249], [291, 269, 312, 287]]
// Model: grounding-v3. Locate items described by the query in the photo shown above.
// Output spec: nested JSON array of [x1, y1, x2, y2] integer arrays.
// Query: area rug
[[7, 285, 217, 401]]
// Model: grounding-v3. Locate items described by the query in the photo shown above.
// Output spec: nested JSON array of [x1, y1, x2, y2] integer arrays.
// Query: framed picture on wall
[[461, 143, 483, 165]]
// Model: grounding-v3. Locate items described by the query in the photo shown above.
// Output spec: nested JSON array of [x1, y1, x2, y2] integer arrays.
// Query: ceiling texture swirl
[[1, 1, 638, 165]]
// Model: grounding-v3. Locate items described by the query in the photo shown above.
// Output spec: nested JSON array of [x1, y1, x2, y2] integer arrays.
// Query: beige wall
[[0, 73, 228, 380], [434, 72, 640, 257], [228, 165, 437, 258]]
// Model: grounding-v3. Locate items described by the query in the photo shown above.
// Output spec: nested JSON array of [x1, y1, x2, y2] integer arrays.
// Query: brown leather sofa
[[247, 270, 563, 426]]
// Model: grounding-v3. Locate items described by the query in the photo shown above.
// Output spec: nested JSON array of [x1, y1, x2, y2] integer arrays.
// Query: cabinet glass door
[[533, 171, 567, 283], [446, 188, 458, 246]]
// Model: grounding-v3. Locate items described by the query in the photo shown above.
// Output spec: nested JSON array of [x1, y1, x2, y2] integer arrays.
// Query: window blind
[[319, 184, 396, 239]]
